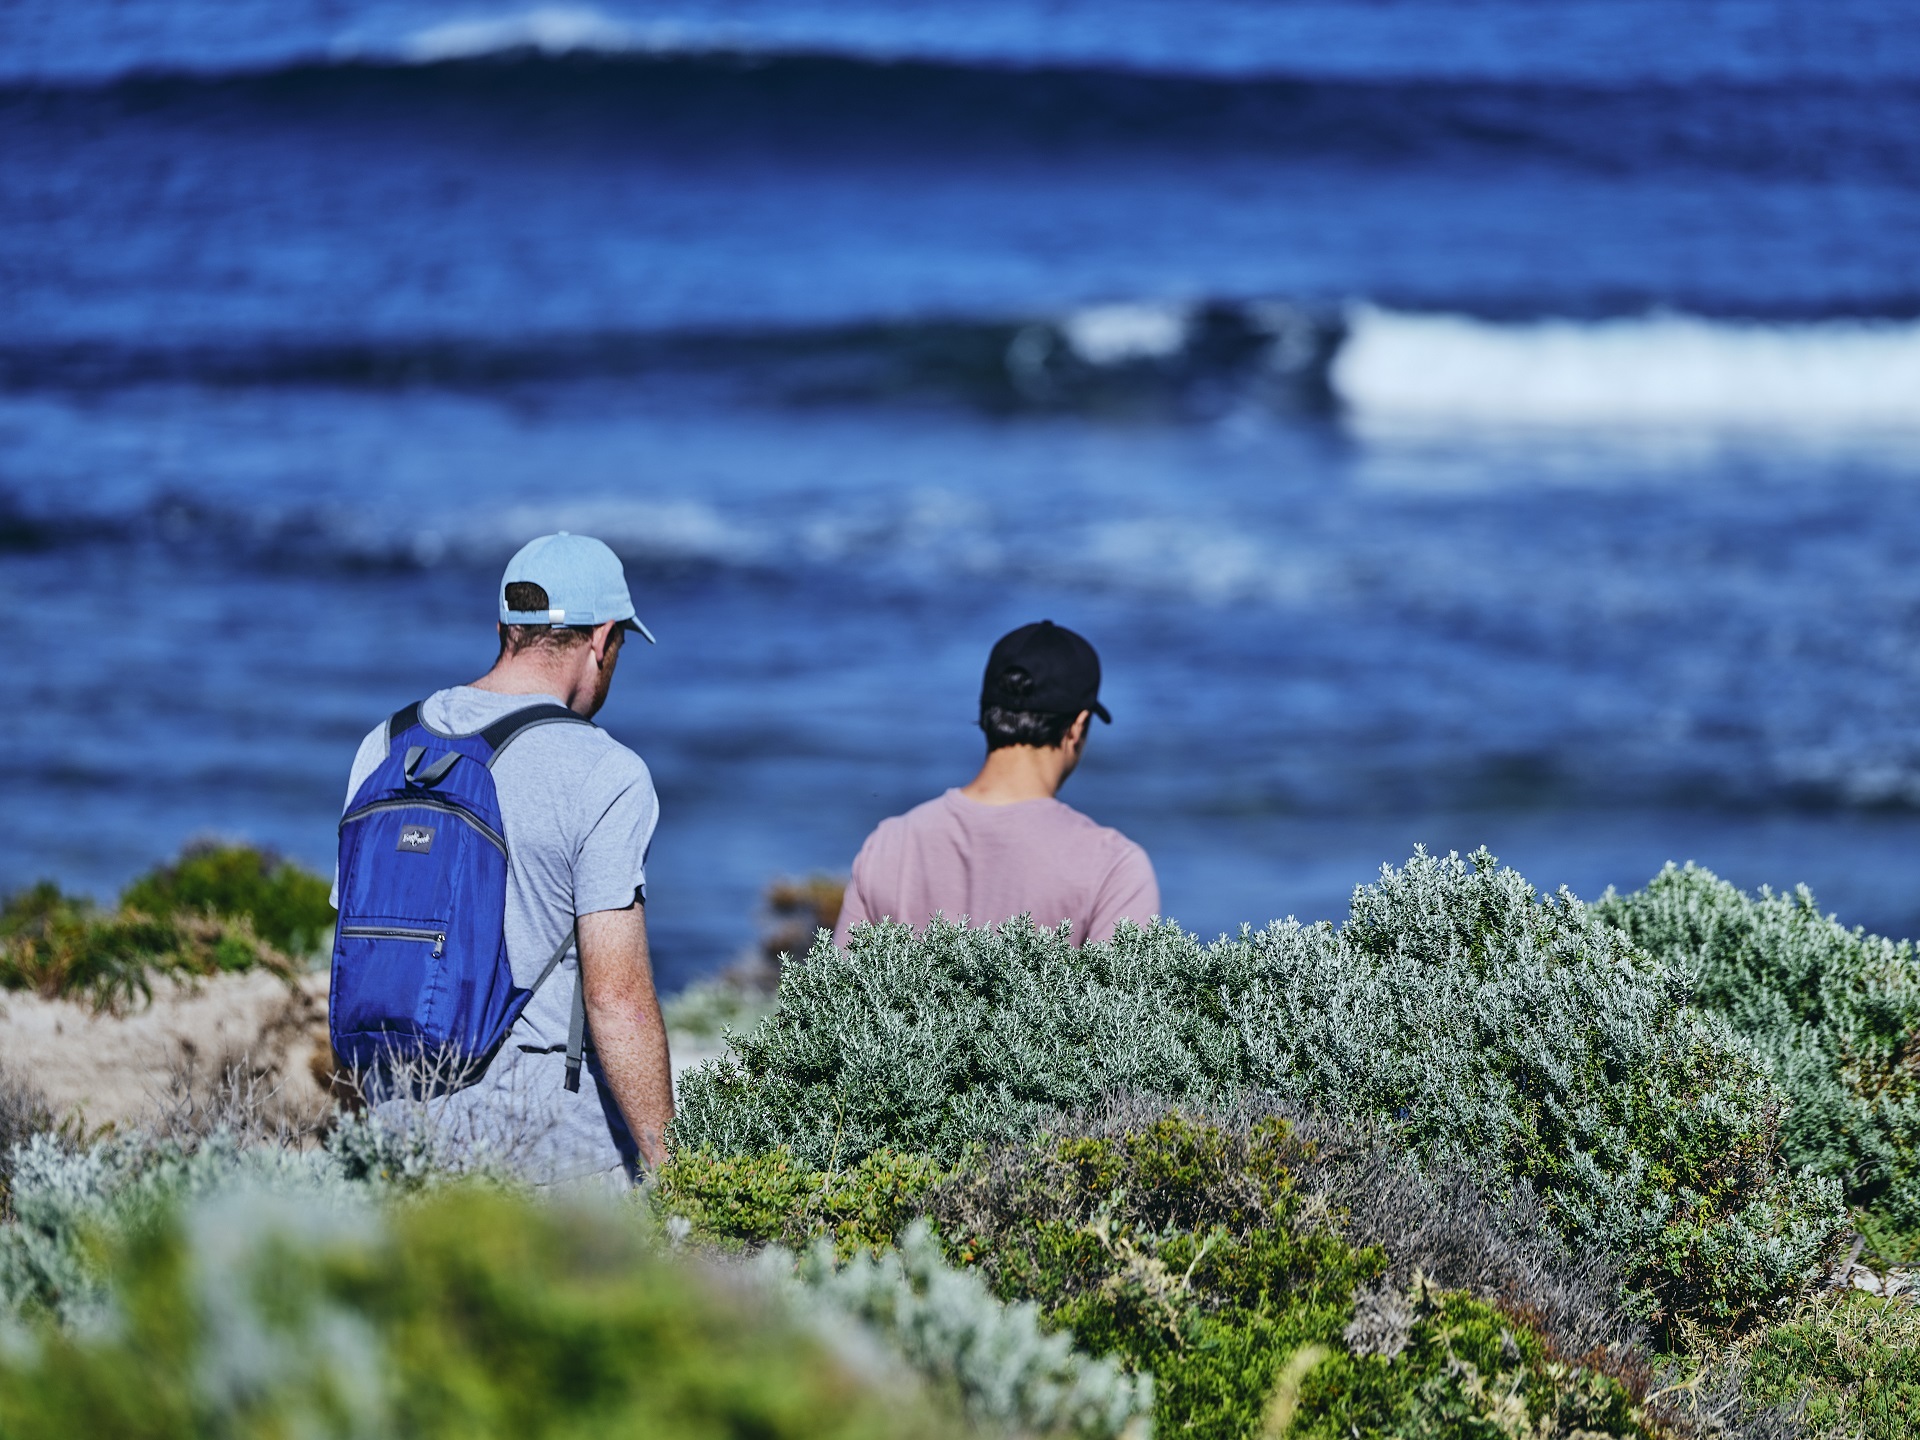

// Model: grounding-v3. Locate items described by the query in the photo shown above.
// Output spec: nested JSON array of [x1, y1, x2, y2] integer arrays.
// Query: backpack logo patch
[[397, 825, 435, 854]]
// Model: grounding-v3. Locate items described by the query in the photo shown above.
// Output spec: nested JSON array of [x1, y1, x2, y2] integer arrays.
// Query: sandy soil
[[0, 970, 730, 1132], [0, 969, 336, 1130]]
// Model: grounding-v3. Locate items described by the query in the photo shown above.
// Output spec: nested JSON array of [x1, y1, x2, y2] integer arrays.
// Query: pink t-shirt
[[832, 788, 1159, 948]]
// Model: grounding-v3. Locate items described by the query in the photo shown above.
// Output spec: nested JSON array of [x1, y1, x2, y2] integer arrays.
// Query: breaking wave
[[7, 301, 1919, 436], [396, 6, 655, 62], [0, 303, 1343, 417], [13, 1, 1920, 88], [1335, 308, 1920, 429]]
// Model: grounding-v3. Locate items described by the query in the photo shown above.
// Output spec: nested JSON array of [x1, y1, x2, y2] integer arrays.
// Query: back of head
[[496, 532, 656, 659], [499, 581, 592, 658], [979, 620, 1112, 750]]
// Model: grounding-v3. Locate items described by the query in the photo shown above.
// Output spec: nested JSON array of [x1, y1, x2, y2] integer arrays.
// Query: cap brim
[[620, 617, 657, 644], [1091, 701, 1112, 724]]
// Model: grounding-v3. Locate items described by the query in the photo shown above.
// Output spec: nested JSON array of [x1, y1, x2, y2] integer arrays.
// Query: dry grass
[[0, 1059, 56, 1219], [143, 1050, 334, 1151]]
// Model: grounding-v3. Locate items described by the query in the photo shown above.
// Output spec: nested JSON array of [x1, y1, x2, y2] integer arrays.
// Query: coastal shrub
[[1597, 864, 1920, 1237], [0, 880, 293, 1011], [673, 849, 1846, 1331], [1, 1128, 345, 1325], [0, 885, 283, 1010], [927, 1107, 1646, 1440], [0, 1101, 530, 1325], [1238, 850, 1847, 1334], [658, 1145, 951, 1258], [1739, 1291, 1920, 1440], [787, 1220, 1154, 1439], [3, 1126, 1129, 1439], [663, 1102, 1662, 1440], [0, 1061, 56, 1221], [119, 841, 334, 957], [1014, 1097, 1635, 1367], [0, 1181, 965, 1440], [0, 844, 326, 1010]]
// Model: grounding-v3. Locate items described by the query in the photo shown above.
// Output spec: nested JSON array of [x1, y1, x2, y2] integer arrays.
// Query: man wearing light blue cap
[[331, 532, 670, 1184]]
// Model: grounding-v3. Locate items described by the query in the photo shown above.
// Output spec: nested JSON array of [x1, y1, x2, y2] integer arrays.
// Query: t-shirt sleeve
[[330, 725, 390, 910], [831, 838, 877, 947], [572, 747, 660, 916], [1085, 839, 1160, 945]]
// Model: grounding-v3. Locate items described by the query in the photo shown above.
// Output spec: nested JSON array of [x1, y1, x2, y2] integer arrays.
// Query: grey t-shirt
[[334, 686, 658, 1181]]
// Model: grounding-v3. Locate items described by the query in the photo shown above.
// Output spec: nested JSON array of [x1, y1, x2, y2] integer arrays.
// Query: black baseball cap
[[980, 620, 1112, 723]]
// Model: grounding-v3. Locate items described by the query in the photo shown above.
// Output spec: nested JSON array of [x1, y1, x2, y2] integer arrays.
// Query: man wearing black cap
[[832, 621, 1159, 948]]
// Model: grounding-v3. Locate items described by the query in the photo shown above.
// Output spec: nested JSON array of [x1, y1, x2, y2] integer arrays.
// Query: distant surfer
[[832, 621, 1159, 947]]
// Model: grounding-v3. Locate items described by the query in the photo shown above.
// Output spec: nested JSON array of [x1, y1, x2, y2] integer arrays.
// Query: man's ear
[[1070, 711, 1092, 746], [591, 621, 620, 666]]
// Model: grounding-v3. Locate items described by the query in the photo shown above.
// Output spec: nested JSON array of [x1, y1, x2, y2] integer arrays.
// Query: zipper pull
[[432, 933, 446, 958]]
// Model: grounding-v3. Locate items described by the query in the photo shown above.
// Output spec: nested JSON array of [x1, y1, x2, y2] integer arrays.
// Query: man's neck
[[960, 745, 1070, 806], [470, 656, 586, 713]]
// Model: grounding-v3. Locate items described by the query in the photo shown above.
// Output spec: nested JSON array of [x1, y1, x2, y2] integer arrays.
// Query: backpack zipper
[[340, 925, 447, 958], [339, 796, 508, 859]]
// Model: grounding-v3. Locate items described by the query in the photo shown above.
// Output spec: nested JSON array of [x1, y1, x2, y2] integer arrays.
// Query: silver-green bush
[[783, 1220, 1153, 1439], [0, 1099, 517, 1327], [4, 1124, 1136, 1438], [1597, 863, 1920, 1233], [673, 849, 1847, 1330], [0, 1175, 972, 1440]]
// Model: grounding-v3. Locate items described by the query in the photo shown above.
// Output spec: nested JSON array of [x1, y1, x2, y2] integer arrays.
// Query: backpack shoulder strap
[[481, 703, 593, 766], [386, 701, 423, 746]]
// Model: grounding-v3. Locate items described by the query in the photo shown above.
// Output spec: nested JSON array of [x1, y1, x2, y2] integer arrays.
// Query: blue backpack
[[330, 700, 593, 1095]]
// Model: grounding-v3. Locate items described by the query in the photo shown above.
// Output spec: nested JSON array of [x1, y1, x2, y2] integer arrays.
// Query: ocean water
[[5, 0, 1920, 988]]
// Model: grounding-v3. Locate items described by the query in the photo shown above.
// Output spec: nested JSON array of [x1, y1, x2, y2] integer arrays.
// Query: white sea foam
[[485, 499, 767, 565], [1072, 517, 1323, 606], [303, 497, 768, 572], [1333, 306, 1920, 428], [401, 7, 652, 62], [1061, 303, 1191, 366]]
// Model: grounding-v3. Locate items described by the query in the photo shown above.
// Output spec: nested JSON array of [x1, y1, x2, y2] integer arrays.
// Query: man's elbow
[[580, 949, 656, 1019]]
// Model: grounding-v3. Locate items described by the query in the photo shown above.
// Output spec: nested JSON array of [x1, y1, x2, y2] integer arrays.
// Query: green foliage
[[1740, 1291, 1920, 1440], [0, 881, 289, 1012], [1849, 1206, 1920, 1271], [0, 1182, 963, 1440], [930, 1112, 1383, 1440], [666, 1103, 1659, 1439], [791, 1220, 1155, 1439], [1597, 863, 1920, 1233], [658, 1145, 951, 1257], [674, 848, 1845, 1333], [1297, 1283, 1646, 1440], [0, 1105, 534, 1324], [0, 844, 323, 1009], [929, 1110, 1649, 1440], [0, 1061, 54, 1216], [119, 841, 335, 957]]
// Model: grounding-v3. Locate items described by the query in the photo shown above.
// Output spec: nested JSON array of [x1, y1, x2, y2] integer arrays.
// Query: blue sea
[[6, 0, 1920, 989]]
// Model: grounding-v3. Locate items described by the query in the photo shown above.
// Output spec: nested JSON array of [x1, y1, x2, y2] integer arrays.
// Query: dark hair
[[980, 704, 1078, 752], [497, 581, 600, 657]]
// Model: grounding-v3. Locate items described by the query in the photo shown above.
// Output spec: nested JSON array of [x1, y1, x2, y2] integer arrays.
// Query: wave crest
[[7, 302, 1919, 436], [1335, 307, 1920, 429], [399, 7, 653, 63]]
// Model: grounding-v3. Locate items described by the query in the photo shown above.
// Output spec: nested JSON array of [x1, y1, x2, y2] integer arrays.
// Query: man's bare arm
[[577, 902, 673, 1170]]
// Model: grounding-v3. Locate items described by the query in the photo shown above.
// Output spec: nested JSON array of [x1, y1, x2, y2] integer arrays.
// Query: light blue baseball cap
[[499, 532, 656, 643]]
